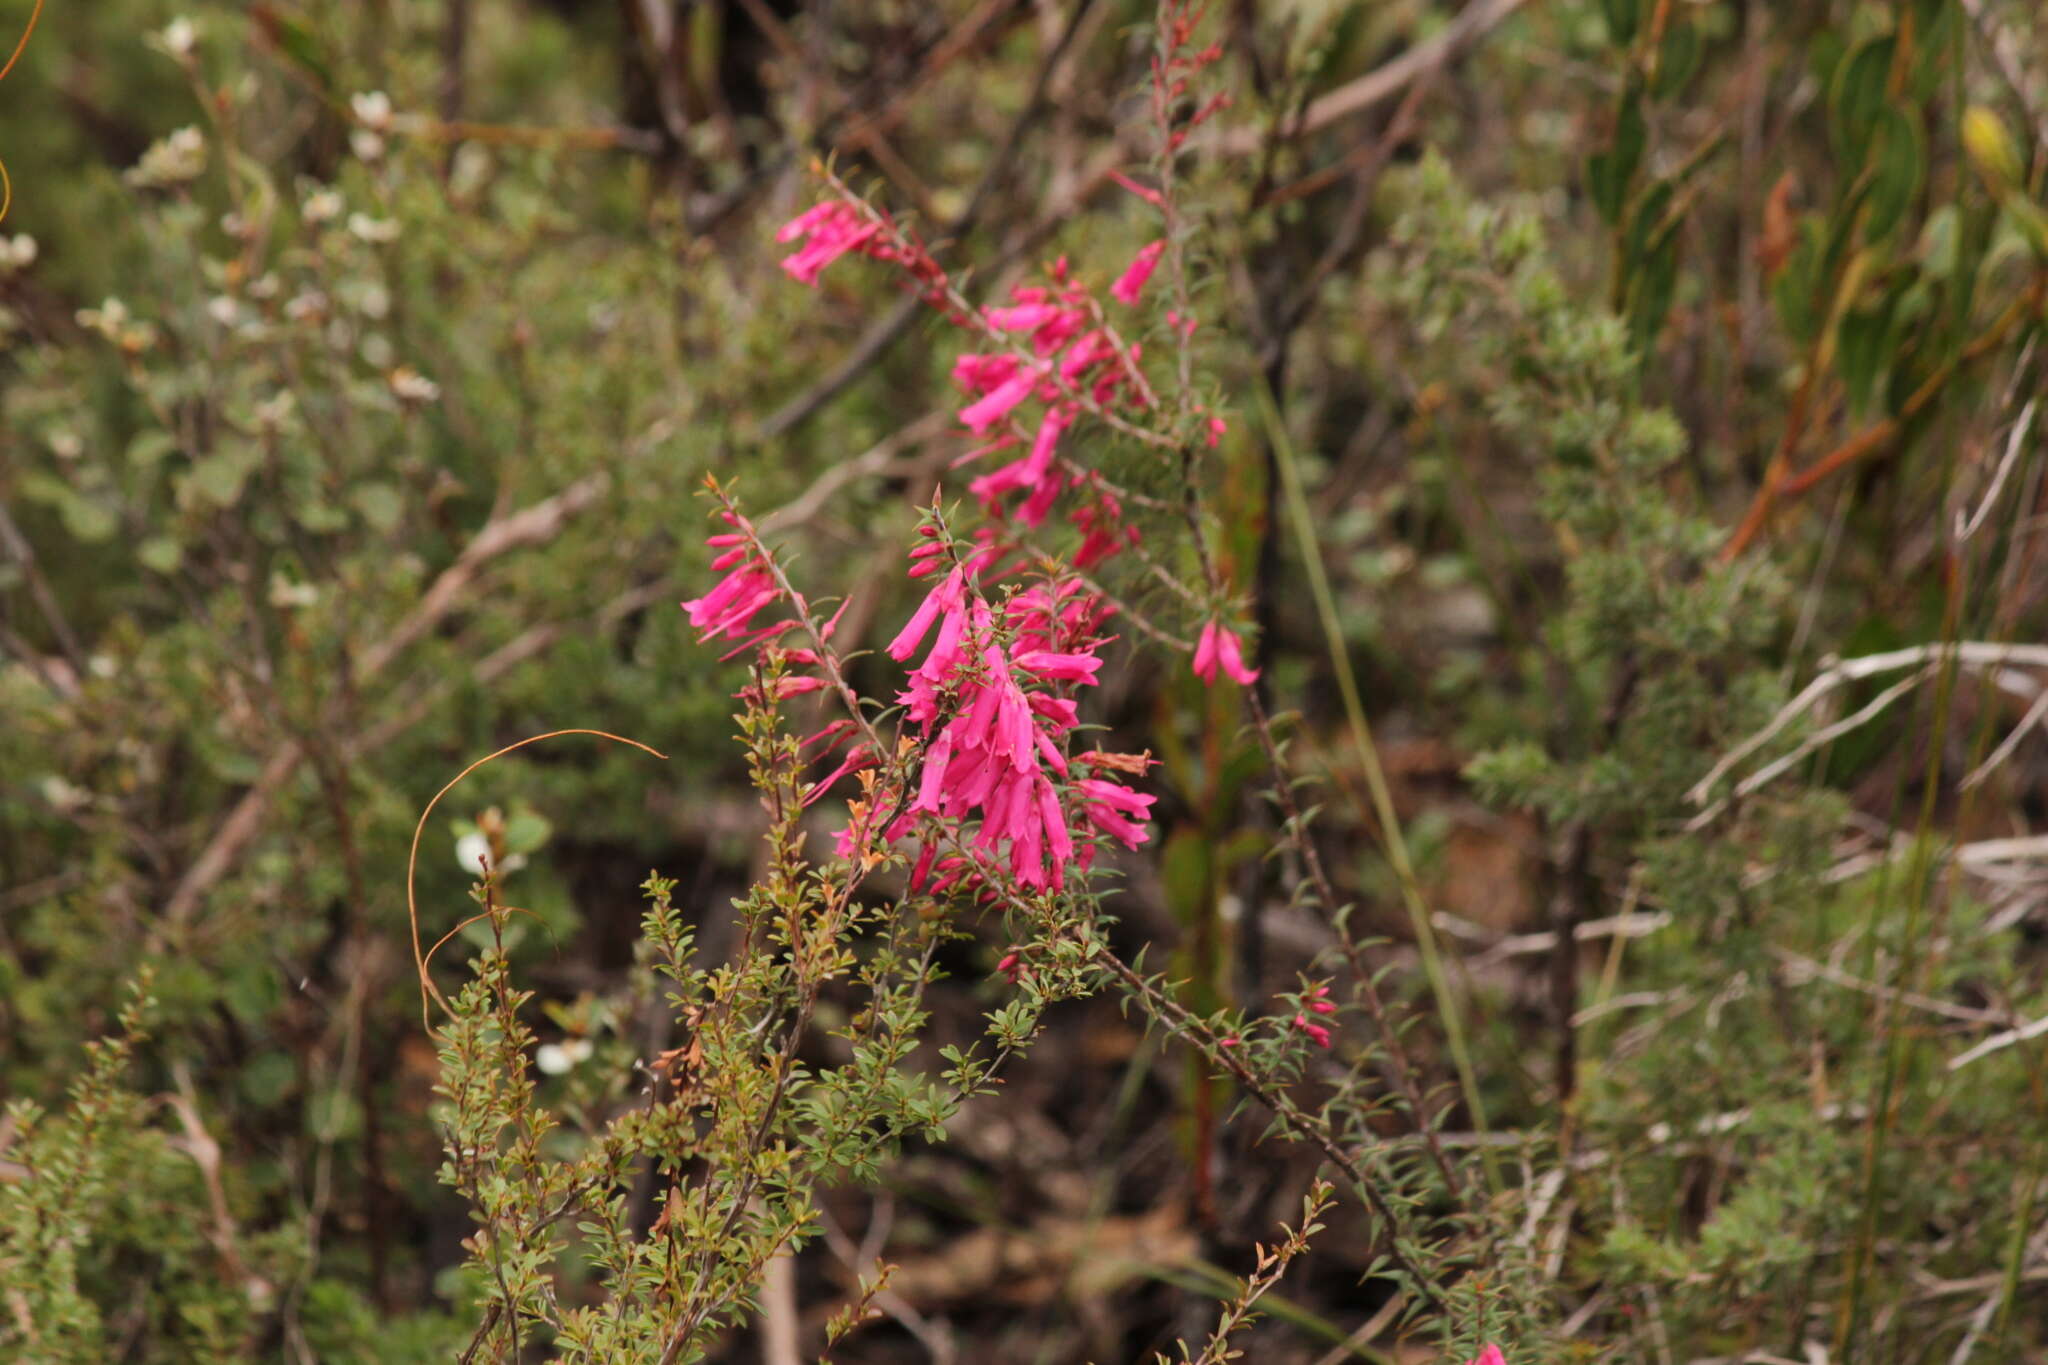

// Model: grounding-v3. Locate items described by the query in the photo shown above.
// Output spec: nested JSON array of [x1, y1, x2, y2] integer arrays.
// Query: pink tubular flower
[[1292, 1012, 1333, 1050], [1191, 620, 1260, 686], [1213, 626, 1259, 684], [1111, 240, 1166, 304], [681, 516, 783, 644], [1464, 1349, 1506, 1365], [803, 743, 872, 808], [969, 408, 1072, 529], [1074, 776, 1154, 850], [1108, 170, 1165, 207], [959, 368, 1039, 434], [775, 202, 877, 285]]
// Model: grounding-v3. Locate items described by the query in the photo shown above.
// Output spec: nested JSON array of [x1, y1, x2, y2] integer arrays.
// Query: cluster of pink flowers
[[1293, 983, 1337, 1049], [782, 221, 1169, 547], [951, 255, 1158, 533], [776, 199, 944, 297], [1192, 618, 1259, 686], [774, 180, 1265, 694], [697, 115, 1314, 902], [885, 535, 1155, 890], [681, 507, 1157, 898], [1213, 982, 1341, 1052], [680, 512, 783, 649]]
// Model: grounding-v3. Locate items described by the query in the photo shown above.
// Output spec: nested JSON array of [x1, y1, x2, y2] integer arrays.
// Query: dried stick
[[1210, 0, 1530, 156], [1686, 642, 2048, 810], [161, 472, 612, 926]]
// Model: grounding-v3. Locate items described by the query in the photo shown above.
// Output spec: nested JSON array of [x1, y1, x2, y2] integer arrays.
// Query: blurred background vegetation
[[4, 0, 2048, 1360]]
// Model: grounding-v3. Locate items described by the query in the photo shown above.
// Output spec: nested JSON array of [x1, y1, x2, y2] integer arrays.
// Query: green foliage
[[7, 1, 2048, 1361]]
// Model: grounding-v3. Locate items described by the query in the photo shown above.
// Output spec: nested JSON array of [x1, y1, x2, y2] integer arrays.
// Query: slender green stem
[[1253, 376, 1497, 1191]]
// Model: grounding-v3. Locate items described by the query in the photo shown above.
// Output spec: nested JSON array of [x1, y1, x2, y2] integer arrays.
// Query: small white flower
[[0, 234, 37, 269], [41, 775, 88, 813], [347, 212, 399, 244], [455, 831, 493, 876], [349, 129, 386, 163], [454, 831, 526, 878], [302, 188, 343, 224], [284, 289, 328, 322], [125, 125, 207, 188], [159, 18, 197, 57], [267, 572, 319, 609], [77, 297, 133, 339], [350, 90, 393, 131], [255, 391, 296, 427], [355, 282, 390, 320], [535, 1039, 593, 1075], [388, 366, 440, 404], [48, 429, 83, 460], [206, 296, 239, 327], [247, 272, 281, 300], [448, 144, 493, 198]]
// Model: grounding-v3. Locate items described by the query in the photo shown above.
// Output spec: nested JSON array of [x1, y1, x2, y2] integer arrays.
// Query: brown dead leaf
[[1756, 170, 1799, 279]]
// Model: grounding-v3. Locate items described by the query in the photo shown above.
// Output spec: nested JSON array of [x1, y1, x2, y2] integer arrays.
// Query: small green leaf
[[65, 498, 118, 543], [2008, 196, 2048, 262], [1159, 827, 1213, 924], [250, 4, 334, 95], [1808, 30, 1848, 93], [1653, 23, 1702, 98], [238, 1051, 298, 1108], [1835, 298, 1896, 415], [137, 536, 183, 573], [1862, 108, 1923, 243], [1626, 235, 1680, 352], [1588, 92, 1646, 225], [1599, 0, 1640, 45], [187, 451, 254, 507], [351, 480, 404, 532], [126, 430, 178, 467], [1919, 204, 1959, 277], [502, 808, 553, 857], [1910, 2, 1958, 98], [1771, 217, 1826, 345], [294, 496, 349, 533], [1830, 36, 1895, 165], [1624, 179, 1675, 269]]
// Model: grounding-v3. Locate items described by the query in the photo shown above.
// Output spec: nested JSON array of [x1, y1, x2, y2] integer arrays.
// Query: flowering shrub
[[395, 9, 1518, 1355], [6, 0, 2048, 1362]]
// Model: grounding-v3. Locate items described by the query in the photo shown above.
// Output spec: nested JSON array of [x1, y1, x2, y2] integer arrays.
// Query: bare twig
[[0, 500, 87, 680], [1955, 398, 2037, 544], [1211, 0, 1530, 156], [1687, 643, 2048, 812], [1948, 1011, 2048, 1072], [161, 472, 613, 926]]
